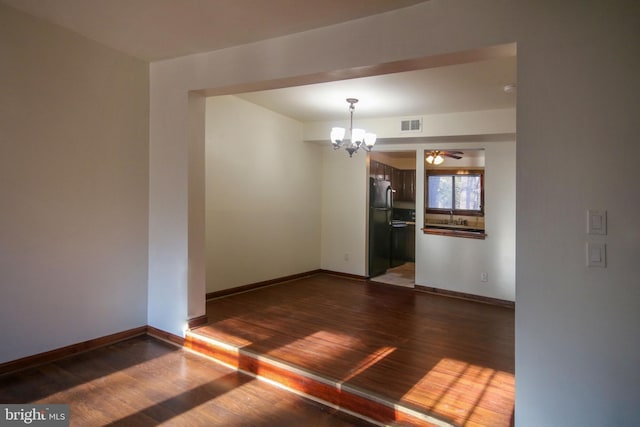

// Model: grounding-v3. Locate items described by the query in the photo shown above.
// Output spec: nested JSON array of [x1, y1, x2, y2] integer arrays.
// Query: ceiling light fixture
[[426, 150, 445, 165], [330, 98, 376, 157]]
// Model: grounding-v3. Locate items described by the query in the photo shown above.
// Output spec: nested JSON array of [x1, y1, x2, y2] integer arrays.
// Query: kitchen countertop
[[423, 222, 483, 231], [422, 223, 486, 239]]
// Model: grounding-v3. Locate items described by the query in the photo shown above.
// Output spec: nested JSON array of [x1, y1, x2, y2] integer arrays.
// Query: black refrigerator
[[369, 178, 392, 277]]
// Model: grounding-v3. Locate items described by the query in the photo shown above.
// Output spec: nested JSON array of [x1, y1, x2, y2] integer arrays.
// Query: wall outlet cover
[[587, 209, 607, 235], [586, 242, 606, 268]]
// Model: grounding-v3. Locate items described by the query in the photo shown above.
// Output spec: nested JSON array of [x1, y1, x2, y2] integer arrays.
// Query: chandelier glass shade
[[426, 150, 445, 165], [330, 98, 376, 157]]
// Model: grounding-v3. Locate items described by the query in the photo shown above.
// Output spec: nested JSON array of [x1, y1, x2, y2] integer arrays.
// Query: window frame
[[425, 168, 485, 216]]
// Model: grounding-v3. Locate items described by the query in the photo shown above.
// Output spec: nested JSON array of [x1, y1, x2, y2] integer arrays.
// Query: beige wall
[[204, 96, 322, 292], [0, 4, 149, 362]]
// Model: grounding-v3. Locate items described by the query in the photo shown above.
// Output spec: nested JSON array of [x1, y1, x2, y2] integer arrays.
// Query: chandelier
[[330, 98, 376, 157]]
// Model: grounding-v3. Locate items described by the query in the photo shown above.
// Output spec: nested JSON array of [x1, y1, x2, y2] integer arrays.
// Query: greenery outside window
[[426, 169, 484, 216]]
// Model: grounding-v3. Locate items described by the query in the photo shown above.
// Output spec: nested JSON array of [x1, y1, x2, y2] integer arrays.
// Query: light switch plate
[[587, 209, 607, 235], [586, 242, 606, 268]]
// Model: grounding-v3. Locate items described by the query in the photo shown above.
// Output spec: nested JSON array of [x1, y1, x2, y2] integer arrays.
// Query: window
[[426, 169, 484, 215]]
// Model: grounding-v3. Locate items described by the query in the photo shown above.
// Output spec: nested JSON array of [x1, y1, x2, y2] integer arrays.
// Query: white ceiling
[[1, 0, 427, 61], [237, 56, 516, 122], [2, 0, 516, 121]]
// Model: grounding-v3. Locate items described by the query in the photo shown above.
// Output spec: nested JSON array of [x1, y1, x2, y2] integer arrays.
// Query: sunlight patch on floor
[[338, 346, 397, 385], [402, 357, 515, 425]]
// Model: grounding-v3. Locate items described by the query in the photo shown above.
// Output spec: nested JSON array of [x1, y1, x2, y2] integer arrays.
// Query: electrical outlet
[[344, 253, 349, 262], [480, 272, 488, 282]]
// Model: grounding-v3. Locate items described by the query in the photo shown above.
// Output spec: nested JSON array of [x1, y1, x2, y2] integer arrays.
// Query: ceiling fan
[[426, 150, 463, 165]]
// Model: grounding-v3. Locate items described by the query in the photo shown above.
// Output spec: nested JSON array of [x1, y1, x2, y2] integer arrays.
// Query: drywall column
[[148, 71, 189, 336], [188, 93, 206, 320]]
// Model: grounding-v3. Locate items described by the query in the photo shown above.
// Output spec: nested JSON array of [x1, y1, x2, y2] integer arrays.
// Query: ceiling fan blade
[[439, 150, 463, 159]]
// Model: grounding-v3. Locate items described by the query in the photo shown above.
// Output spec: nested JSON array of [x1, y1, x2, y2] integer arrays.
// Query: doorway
[[368, 151, 417, 287]]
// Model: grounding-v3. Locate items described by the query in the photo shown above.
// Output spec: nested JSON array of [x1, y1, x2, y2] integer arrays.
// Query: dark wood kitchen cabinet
[[370, 161, 415, 202], [394, 169, 416, 202], [399, 169, 416, 202], [383, 164, 393, 182], [370, 160, 392, 181], [392, 168, 403, 196], [370, 160, 381, 179]]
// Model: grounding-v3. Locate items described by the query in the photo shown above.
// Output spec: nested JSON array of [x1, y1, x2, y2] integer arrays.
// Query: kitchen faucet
[[449, 209, 453, 224]]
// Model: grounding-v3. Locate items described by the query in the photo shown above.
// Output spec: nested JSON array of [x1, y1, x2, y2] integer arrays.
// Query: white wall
[[0, 4, 149, 363], [204, 96, 322, 291], [320, 148, 368, 276], [515, 2, 640, 424], [148, 1, 640, 425], [417, 140, 516, 301], [305, 109, 516, 141]]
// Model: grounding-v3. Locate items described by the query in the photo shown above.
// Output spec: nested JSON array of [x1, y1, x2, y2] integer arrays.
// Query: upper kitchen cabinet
[[370, 159, 381, 179], [392, 168, 403, 197], [392, 168, 416, 202], [370, 160, 392, 182], [396, 169, 416, 202], [371, 159, 415, 202]]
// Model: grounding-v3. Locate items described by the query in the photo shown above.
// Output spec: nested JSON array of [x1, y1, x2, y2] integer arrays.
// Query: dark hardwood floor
[[0, 335, 376, 426], [1, 274, 513, 426], [189, 273, 515, 427]]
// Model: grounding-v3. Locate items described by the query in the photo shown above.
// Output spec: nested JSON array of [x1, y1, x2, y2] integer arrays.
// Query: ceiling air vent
[[400, 118, 422, 132]]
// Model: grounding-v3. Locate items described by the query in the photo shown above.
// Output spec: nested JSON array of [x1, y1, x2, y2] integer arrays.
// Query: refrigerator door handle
[[386, 186, 393, 225]]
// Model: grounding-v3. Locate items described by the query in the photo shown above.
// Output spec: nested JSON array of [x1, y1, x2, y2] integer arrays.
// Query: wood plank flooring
[[0, 335, 376, 426], [189, 273, 515, 427]]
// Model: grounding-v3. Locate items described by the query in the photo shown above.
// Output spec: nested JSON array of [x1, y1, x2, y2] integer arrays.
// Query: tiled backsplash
[[393, 208, 415, 221]]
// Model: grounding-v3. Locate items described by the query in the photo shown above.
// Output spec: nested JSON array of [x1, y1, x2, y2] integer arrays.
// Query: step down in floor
[[185, 330, 454, 427]]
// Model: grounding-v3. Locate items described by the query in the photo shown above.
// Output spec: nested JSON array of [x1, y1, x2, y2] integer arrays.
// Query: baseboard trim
[[320, 270, 368, 281], [0, 326, 147, 376], [146, 326, 185, 347], [187, 315, 209, 329], [415, 285, 515, 308], [206, 269, 323, 300]]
